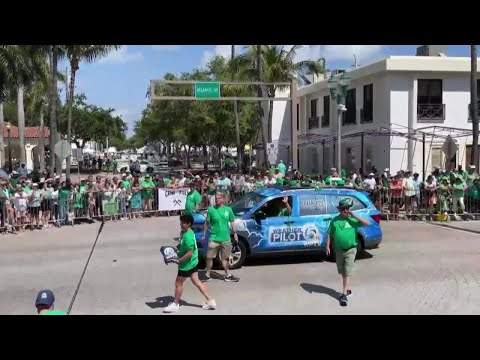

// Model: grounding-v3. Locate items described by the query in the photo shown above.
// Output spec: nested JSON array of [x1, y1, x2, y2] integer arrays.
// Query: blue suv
[[191, 187, 383, 269]]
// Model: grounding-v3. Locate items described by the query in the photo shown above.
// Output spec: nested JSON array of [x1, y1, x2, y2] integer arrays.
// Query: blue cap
[[35, 290, 55, 307]]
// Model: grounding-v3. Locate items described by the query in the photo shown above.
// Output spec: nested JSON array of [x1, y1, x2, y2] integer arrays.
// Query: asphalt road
[[0, 217, 479, 315]]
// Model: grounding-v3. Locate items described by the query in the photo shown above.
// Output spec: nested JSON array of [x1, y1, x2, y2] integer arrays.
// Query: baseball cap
[[338, 198, 353, 208], [145, 173, 151, 178], [35, 289, 55, 307]]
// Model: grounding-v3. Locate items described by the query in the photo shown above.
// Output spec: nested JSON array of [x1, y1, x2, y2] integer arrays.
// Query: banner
[[157, 187, 189, 211]]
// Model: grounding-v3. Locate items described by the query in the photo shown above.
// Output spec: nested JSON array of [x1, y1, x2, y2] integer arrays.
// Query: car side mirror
[[254, 211, 267, 223]]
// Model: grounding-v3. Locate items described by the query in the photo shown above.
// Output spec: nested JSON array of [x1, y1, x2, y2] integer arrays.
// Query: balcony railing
[[468, 103, 480, 121], [308, 116, 319, 129], [321, 115, 329, 127], [360, 108, 373, 123], [417, 103, 445, 121]]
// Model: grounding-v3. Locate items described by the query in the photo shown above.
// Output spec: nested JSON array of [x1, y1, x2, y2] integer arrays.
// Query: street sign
[[267, 142, 278, 155], [54, 140, 71, 160], [195, 82, 220, 99]]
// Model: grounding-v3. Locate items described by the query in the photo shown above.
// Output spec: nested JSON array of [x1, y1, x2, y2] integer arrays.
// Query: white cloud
[[98, 46, 144, 65], [151, 45, 181, 52], [200, 45, 234, 67], [112, 109, 130, 119]]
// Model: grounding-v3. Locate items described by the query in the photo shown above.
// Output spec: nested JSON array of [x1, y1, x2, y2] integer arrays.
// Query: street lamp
[[327, 72, 351, 174], [5, 122, 12, 173]]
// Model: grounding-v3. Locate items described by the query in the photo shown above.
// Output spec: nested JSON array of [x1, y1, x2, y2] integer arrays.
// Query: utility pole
[[471, 45, 478, 168]]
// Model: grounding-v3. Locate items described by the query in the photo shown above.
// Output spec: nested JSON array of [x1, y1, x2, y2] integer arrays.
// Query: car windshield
[[230, 192, 266, 216]]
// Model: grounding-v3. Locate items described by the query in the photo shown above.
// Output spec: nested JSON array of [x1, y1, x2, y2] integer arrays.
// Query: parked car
[[191, 187, 383, 269]]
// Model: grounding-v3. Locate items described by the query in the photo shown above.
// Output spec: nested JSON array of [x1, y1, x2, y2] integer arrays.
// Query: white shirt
[[264, 177, 277, 186], [364, 177, 376, 190]]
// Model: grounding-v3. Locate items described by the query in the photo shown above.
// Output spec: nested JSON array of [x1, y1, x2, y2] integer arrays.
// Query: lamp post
[[5, 122, 12, 173], [327, 72, 351, 174]]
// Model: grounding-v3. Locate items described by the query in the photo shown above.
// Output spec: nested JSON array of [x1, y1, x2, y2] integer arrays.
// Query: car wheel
[[228, 239, 247, 269], [327, 245, 336, 262]]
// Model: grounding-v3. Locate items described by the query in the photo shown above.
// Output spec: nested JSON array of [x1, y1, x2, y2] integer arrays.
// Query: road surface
[[0, 218, 479, 315]]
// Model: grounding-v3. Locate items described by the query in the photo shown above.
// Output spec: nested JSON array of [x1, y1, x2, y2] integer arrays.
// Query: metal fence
[[1, 183, 478, 234]]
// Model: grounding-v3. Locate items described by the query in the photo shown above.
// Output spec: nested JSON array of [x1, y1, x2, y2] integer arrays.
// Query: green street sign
[[195, 82, 220, 99]]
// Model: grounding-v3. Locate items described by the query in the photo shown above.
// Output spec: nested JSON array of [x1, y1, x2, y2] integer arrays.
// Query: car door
[[253, 194, 300, 253], [294, 194, 329, 251]]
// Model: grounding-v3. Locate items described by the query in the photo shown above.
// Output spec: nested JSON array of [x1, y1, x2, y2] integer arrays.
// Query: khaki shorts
[[336, 247, 357, 277], [207, 240, 232, 260]]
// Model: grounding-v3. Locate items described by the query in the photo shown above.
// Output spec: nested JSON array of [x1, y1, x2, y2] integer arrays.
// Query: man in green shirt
[[163, 214, 216, 313], [141, 174, 156, 212], [35, 289, 67, 315], [202, 192, 239, 282], [184, 182, 202, 215], [451, 177, 467, 214], [121, 174, 131, 190], [326, 198, 370, 307]]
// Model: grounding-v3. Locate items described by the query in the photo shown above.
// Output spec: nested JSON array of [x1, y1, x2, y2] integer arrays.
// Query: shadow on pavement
[[145, 296, 203, 310], [356, 250, 373, 260], [244, 254, 325, 267], [300, 283, 342, 300]]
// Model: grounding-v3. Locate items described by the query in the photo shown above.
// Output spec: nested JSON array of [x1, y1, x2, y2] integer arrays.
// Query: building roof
[[3, 126, 50, 139], [297, 56, 480, 97]]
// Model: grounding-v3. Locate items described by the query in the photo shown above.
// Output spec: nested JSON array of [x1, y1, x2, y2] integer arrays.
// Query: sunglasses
[[339, 206, 350, 211]]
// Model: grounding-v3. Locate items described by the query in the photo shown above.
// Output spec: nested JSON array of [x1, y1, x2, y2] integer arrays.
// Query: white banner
[[157, 187, 189, 211]]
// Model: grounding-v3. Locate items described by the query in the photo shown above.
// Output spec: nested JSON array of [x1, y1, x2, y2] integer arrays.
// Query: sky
[[62, 45, 473, 137]]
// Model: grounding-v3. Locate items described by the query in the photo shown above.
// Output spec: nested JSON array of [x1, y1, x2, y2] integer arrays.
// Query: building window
[[343, 88, 356, 125], [322, 96, 330, 127], [417, 79, 444, 120], [310, 99, 317, 117], [361, 84, 373, 123]]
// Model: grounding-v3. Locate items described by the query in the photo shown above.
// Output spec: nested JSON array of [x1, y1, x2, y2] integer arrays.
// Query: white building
[[294, 49, 480, 179]]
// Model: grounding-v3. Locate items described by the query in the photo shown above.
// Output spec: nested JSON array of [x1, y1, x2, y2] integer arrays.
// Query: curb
[[424, 221, 480, 235]]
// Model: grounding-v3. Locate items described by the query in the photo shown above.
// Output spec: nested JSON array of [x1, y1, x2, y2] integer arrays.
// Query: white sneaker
[[202, 299, 217, 310], [163, 302, 180, 313]]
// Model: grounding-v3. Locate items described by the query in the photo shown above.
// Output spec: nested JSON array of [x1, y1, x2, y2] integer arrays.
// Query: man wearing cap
[[363, 173, 376, 190], [35, 290, 67, 315], [184, 182, 202, 215], [326, 198, 370, 307]]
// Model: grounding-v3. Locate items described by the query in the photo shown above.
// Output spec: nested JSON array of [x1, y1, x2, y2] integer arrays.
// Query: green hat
[[338, 198, 353, 208]]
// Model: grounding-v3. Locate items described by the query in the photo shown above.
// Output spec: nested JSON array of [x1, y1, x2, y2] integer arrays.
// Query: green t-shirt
[[465, 172, 478, 187], [278, 207, 289, 217], [23, 185, 31, 194], [452, 183, 465, 198], [288, 180, 298, 187], [255, 181, 264, 189], [39, 310, 67, 315], [328, 215, 361, 251], [206, 205, 235, 242], [185, 190, 202, 215], [122, 180, 131, 189], [59, 189, 70, 202], [276, 177, 284, 186], [178, 229, 198, 271], [80, 184, 87, 193], [141, 180, 155, 198], [163, 178, 172, 186]]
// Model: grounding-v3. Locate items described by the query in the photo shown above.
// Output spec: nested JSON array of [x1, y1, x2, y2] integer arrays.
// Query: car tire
[[228, 239, 247, 269], [327, 245, 336, 262]]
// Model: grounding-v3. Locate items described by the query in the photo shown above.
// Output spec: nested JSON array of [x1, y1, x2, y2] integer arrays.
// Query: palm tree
[[49, 45, 60, 177], [230, 45, 242, 170], [235, 45, 325, 166], [63, 45, 120, 177]]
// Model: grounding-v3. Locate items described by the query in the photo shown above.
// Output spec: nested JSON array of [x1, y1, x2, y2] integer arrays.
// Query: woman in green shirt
[[438, 179, 451, 214], [451, 177, 467, 214], [41, 182, 53, 228]]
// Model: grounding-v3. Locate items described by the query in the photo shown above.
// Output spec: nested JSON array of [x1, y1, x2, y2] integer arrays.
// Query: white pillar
[[25, 143, 37, 171], [407, 77, 417, 171]]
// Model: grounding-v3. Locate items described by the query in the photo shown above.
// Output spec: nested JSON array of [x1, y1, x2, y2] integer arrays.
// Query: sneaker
[[202, 274, 211, 282], [202, 299, 217, 310], [346, 289, 353, 298], [339, 294, 348, 307], [224, 274, 239, 282], [163, 302, 180, 313]]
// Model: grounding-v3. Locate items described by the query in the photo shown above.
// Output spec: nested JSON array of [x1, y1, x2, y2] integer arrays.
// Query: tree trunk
[[66, 66, 76, 178], [0, 102, 4, 167], [39, 111, 45, 174], [186, 145, 191, 169], [231, 45, 242, 172], [256, 45, 269, 167], [17, 85, 26, 166], [268, 99, 274, 143], [49, 45, 60, 177], [471, 45, 479, 168], [203, 144, 208, 171]]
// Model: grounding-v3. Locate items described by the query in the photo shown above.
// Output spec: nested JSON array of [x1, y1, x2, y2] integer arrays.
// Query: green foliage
[[57, 93, 127, 149]]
